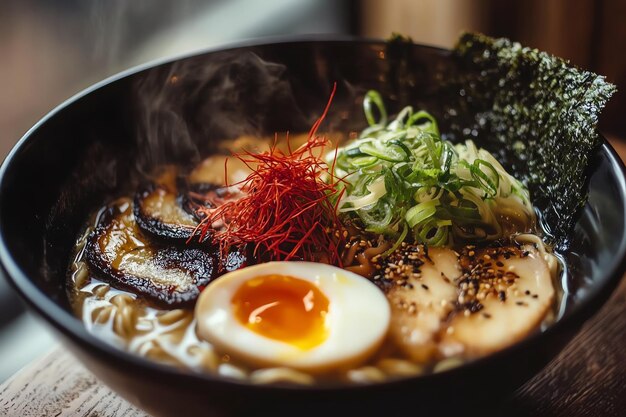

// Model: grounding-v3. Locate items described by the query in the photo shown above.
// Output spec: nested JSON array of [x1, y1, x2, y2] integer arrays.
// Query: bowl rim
[[1, 36, 625, 394]]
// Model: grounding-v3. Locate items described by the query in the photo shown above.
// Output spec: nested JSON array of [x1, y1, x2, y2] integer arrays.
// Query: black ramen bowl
[[0, 38, 625, 416]]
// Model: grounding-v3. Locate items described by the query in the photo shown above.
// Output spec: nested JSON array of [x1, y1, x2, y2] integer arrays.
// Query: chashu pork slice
[[440, 244, 555, 357], [134, 166, 241, 243], [134, 166, 200, 242], [379, 245, 461, 363], [87, 199, 217, 307]]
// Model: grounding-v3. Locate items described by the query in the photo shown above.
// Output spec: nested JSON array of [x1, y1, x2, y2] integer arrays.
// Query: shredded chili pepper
[[194, 83, 345, 263]]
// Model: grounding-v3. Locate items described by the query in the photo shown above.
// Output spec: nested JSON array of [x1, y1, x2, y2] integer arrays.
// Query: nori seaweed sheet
[[388, 33, 616, 250]]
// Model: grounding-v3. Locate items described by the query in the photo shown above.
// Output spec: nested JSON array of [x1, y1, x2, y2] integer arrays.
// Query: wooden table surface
[[1, 142, 625, 417]]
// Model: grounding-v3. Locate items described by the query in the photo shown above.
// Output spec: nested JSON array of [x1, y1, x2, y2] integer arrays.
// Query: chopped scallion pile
[[332, 91, 533, 249]]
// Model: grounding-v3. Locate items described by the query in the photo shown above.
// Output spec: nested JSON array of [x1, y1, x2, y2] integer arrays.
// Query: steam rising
[[134, 51, 309, 174]]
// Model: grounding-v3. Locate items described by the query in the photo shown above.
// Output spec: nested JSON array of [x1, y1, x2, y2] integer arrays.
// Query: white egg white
[[195, 262, 391, 373]]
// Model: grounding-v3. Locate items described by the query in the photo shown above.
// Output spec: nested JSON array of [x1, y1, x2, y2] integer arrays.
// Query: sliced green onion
[[439, 142, 454, 174], [405, 200, 439, 228], [351, 156, 379, 167], [393, 106, 414, 128], [407, 111, 440, 136], [339, 177, 386, 212], [415, 219, 449, 246], [423, 134, 442, 168], [470, 159, 500, 197], [331, 91, 532, 255], [363, 90, 388, 127], [345, 147, 366, 157], [360, 124, 385, 138], [389, 139, 412, 158], [360, 141, 408, 162], [440, 199, 481, 221], [362, 204, 394, 234], [382, 222, 409, 258]]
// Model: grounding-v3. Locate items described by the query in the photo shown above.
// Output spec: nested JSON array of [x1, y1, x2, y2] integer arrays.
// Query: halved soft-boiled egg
[[195, 262, 390, 373]]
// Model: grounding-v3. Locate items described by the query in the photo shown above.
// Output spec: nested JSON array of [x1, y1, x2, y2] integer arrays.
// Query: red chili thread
[[194, 83, 346, 264]]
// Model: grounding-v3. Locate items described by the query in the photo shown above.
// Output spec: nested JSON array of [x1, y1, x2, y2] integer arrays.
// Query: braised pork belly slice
[[182, 182, 243, 225], [134, 166, 241, 244], [86, 199, 216, 307], [133, 166, 200, 242]]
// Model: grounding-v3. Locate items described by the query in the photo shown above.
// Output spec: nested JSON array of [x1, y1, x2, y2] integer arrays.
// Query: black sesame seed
[[467, 300, 484, 313]]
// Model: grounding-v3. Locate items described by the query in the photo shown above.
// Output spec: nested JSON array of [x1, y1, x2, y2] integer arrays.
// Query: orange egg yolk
[[232, 274, 329, 349]]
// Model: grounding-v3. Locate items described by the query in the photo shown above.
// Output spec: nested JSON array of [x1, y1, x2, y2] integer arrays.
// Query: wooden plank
[[0, 348, 147, 417]]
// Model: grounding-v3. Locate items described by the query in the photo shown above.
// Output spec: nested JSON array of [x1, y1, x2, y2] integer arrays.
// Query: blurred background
[[0, 0, 624, 382]]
